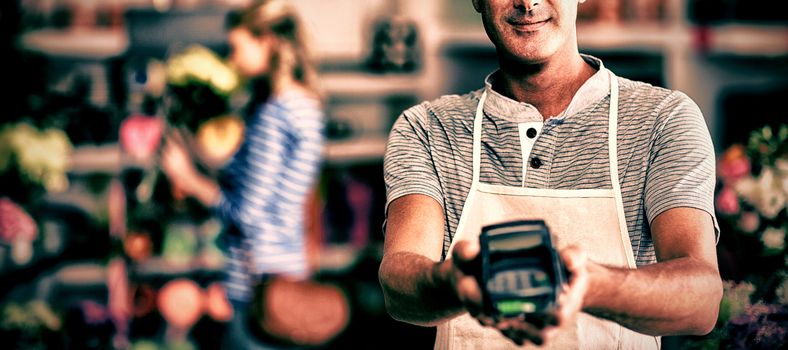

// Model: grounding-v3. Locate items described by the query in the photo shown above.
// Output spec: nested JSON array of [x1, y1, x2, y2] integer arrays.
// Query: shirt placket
[[524, 121, 558, 188]]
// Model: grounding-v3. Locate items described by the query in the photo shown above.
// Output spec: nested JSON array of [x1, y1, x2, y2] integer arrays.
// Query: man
[[378, 0, 723, 348]]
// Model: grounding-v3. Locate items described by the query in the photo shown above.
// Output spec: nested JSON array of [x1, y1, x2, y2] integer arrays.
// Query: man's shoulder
[[402, 89, 482, 120], [617, 76, 700, 115], [617, 76, 672, 102]]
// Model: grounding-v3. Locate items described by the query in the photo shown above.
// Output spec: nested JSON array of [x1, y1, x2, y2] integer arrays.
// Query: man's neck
[[493, 52, 596, 120]]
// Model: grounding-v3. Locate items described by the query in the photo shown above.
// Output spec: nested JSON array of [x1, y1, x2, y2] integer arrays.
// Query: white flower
[[735, 175, 757, 203], [777, 158, 788, 197], [735, 167, 786, 219], [757, 168, 786, 219], [761, 226, 786, 251], [777, 275, 788, 305], [210, 66, 239, 95], [3, 124, 72, 193], [165, 45, 239, 95]]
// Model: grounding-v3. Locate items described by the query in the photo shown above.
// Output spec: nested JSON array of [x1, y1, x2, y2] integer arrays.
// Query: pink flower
[[119, 115, 163, 162], [716, 186, 740, 215], [0, 197, 38, 243], [718, 144, 751, 184], [737, 211, 760, 233]]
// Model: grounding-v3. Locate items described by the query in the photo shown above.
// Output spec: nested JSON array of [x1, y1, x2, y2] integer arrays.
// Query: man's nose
[[513, 0, 540, 12]]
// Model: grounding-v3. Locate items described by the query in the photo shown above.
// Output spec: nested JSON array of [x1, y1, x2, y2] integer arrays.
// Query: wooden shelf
[[577, 23, 686, 51], [69, 136, 389, 173], [325, 136, 387, 164], [132, 256, 223, 277], [20, 28, 129, 59], [705, 24, 788, 56], [68, 144, 122, 174], [321, 71, 426, 98]]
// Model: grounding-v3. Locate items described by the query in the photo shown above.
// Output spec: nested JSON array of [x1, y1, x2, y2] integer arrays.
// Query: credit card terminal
[[479, 220, 567, 317]]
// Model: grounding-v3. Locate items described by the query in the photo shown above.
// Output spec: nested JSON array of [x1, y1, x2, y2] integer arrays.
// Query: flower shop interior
[[1, 0, 787, 349]]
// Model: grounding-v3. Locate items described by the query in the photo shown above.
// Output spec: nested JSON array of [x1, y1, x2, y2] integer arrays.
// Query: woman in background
[[161, 0, 325, 348]]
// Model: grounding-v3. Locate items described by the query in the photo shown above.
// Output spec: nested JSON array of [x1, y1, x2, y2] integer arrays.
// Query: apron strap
[[471, 91, 487, 185], [606, 72, 636, 268]]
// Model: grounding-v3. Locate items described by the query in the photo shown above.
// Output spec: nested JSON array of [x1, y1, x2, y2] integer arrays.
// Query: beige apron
[[434, 72, 660, 349]]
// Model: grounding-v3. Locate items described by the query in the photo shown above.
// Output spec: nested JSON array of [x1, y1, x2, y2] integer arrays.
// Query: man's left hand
[[485, 246, 590, 346]]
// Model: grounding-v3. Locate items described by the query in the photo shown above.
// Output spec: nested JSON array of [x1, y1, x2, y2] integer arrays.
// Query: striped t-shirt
[[384, 56, 718, 266], [218, 91, 325, 303]]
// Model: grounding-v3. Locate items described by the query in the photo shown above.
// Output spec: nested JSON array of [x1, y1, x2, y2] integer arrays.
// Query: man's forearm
[[584, 257, 722, 336], [379, 251, 464, 326]]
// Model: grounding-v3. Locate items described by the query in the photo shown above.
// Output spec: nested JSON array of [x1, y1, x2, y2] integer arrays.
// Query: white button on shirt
[[517, 121, 543, 185]]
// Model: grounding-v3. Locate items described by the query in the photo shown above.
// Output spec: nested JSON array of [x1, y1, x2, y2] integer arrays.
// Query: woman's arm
[[161, 131, 221, 207]]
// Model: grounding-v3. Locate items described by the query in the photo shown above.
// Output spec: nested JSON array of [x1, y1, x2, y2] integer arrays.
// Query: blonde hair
[[227, 0, 318, 96]]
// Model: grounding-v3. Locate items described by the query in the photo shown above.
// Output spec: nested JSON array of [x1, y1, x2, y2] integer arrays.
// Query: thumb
[[560, 245, 587, 274], [452, 240, 481, 277]]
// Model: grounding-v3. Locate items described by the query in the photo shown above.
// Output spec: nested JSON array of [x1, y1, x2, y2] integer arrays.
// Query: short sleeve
[[644, 91, 720, 241], [384, 103, 444, 215]]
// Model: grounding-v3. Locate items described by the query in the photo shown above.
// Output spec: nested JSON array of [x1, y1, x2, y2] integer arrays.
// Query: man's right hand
[[445, 241, 589, 346], [443, 241, 484, 316]]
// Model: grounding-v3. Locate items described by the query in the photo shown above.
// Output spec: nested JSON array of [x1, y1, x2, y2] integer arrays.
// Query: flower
[[716, 186, 740, 215], [727, 303, 788, 349], [119, 115, 164, 163], [735, 167, 786, 219], [761, 226, 786, 253], [162, 45, 241, 133], [776, 275, 788, 305], [195, 114, 245, 168], [737, 211, 760, 234], [708, 124, 788, 349], [718, 144, 751, 183], [0, 123, 72, 193], [157, 278, 204, 330], [778, 158, 788, 196], [165, 45, 240, 96], [718, 280, 755, 324], [0, 197, 38, 243]]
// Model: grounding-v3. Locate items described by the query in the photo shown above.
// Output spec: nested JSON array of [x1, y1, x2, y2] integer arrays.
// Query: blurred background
[[0, 0, 786, 349]]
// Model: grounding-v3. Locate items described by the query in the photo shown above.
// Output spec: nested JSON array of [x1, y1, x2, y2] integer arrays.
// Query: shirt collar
[[482, 54, 611, 123]]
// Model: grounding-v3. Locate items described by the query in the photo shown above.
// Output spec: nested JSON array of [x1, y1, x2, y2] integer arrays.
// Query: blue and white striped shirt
[[218, 91, 325, 303]]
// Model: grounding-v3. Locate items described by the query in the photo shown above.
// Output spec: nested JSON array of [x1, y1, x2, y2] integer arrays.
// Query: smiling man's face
[[473, 0, 583, 65]]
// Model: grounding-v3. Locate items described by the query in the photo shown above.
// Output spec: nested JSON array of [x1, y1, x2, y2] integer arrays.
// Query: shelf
[[437, 28, 492, 48], [317, 244, 365, 273], [70, 137, 389, 173], [48, 262, 107, 287], [20, 28, 129, 60], [68, 144, 123, 174], [132, 256, 223, 277], [703, 24, 788, 57], [325, 136, 387, 164], [320, 71, 426, 98], [578, 23, 686, 51], [128, 243, 373, 278]]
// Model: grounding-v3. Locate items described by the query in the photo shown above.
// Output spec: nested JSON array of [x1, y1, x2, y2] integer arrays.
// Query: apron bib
[[434, 72, 660, 349]]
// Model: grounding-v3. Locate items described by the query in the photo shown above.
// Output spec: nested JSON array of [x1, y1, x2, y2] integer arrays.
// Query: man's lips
[[507, 18, 550, 31]]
